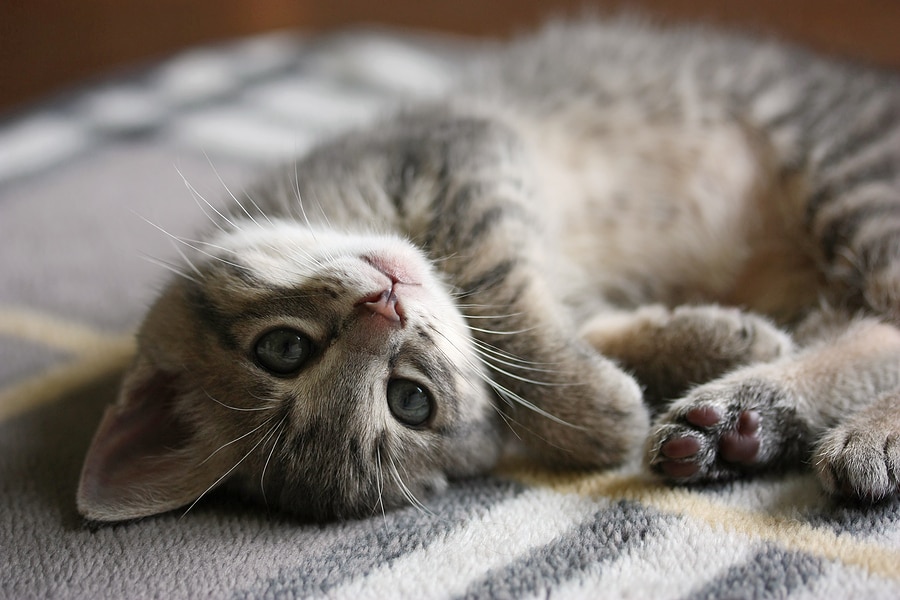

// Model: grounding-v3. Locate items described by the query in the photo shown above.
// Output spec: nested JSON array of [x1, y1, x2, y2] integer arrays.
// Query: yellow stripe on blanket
[[0, 339, 134, 422], [0, 307, 135, 422], [0, 307, 129, 353], [505, 467, 900, 580]]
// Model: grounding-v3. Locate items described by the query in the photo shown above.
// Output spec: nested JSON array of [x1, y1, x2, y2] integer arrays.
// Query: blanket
[[1, 27, 898, 599]]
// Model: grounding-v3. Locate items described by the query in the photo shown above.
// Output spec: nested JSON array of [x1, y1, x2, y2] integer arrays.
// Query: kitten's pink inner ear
[[77, 367, 212, 522]]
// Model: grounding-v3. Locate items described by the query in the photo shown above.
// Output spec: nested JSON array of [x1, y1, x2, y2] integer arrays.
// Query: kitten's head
[[77, 221, 501, 522]]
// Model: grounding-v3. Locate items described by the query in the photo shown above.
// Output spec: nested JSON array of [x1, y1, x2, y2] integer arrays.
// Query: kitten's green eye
[[254, 328, 313, 375], [387, 379, 433, 427]]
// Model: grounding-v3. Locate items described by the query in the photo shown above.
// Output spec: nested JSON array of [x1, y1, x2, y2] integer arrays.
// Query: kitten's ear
[[77, 359, 222, 522]]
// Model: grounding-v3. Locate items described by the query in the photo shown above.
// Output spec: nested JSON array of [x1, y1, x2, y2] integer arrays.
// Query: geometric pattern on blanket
[[1, 27, 899, 599]]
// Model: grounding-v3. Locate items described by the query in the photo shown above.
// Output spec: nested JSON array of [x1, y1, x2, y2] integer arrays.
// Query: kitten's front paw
[[814, 418, 900, 503], [582, 305, 794, 406], [645, 378, 801, 482], [664, 306, 793, 366]]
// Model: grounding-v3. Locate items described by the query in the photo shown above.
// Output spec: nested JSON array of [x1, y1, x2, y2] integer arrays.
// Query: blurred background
[[2, 0, 899, 115]]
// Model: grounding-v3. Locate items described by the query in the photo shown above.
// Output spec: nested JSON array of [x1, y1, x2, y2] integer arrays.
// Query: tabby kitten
[[78, 19, 900, 522]]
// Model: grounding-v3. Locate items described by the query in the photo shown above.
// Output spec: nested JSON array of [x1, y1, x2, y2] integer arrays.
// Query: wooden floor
[[1, 0, 898, 113]]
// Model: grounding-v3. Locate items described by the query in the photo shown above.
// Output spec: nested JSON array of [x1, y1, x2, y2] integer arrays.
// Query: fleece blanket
[[1, 27, 898, 599]]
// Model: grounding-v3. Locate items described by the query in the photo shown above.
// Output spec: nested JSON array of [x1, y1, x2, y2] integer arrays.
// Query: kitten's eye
[[254, 328, 313, 375], [387, 379, 433, 427]]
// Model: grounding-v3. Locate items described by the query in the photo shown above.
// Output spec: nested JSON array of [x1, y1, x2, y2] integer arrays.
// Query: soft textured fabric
[[1, 27, 898, 599]]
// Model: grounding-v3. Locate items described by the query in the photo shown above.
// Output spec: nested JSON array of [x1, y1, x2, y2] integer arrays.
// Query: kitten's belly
[[529, 117, 821, 321]]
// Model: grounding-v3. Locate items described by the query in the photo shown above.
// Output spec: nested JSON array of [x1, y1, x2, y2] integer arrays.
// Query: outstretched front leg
[[463, 274, 649, 469], [403, 112, 650, 469], [646, 316, 900, 502], [580, 304, 794, 410]]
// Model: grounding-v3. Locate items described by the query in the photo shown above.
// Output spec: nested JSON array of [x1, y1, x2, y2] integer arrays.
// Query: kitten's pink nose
[[359, 289, 403, 325]]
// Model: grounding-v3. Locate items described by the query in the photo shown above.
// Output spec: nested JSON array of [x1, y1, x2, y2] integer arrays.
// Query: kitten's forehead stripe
[[458, 259, 518, 296], [223, 260, 266, 287], [251, 291, 339, 325], [409, 354, 454, 392], [386, 149, 424, 218], [463, 205, 521, 248], [186, 284, 240, 350]]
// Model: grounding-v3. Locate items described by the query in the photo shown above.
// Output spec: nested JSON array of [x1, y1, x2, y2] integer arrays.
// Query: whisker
[[175, 165, 241, 232], [307, 187, 334, 234], [472, 341, 562, 372], [372, 445, 387, 522], [467, 324, 538, 336], [133, 212, 249, 271], [244, 190, 275, 226], [293, 161, 317, 234], [487, 377, 583, 429], [387, 454, 433, 516], [139, 253, 200, 283], [169, 238, 204, 279], [425, 323, 581, 432], [475, 350, 563, 377], [199, 415, 276, 466], [204, 389, 276, 412], [260, 415, 288, 509], [181, 420, 278, 518], [460, 312, 525, 320], [204, 151, 263, 230]]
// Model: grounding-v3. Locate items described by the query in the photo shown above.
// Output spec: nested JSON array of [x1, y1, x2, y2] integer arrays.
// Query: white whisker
[[260, 416, 288, 509], [461, 312, 525, 320], [175, 165, 241, 232], [425, 323, 580, 433], [485, 376, 583, 429], [372, 445, 387, 522], [293, 161, 317, 234], [204, 151, 263, 230], [204, 390, 276, 412], [169, 238, 204, 279], [473, 346, 561, 375], [181, 419, 278, 518], [307, 187, 334, 232], [467, 324, 538, 336], [199, 415, 276, 466], [133, 211, 248, 271], [139, 253, 200, 283], [387, 454, 433, 516], [244, 190, 275, 226]]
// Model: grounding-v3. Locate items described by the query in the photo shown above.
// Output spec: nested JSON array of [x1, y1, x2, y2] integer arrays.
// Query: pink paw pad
[[685, 406, 722, 428], [719, 410, 761, 465], [654, 407, 763, 480]]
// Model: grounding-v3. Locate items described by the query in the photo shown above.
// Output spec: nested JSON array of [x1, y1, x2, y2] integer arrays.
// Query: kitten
[[78, 18, 900, 522]]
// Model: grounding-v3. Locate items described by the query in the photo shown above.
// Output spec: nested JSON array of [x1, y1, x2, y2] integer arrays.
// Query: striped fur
[[78, 18, 900, 522]]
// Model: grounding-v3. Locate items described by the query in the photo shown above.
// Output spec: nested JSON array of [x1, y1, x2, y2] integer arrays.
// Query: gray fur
[[78, 18, 900, 522]]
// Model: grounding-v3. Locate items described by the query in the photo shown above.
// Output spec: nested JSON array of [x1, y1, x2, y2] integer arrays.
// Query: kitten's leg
[[402, 114, 650, 469], [646, 317, 900, 501], [814, 391, 900, 502], [467, 275, 650, 469], [580, 304, 794, 409]]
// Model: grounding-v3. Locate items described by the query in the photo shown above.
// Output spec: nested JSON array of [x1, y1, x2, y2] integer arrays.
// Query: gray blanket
[[2, 28, 898, 599]]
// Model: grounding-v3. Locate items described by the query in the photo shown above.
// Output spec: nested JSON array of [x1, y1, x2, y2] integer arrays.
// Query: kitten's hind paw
[[645, 378, 804, 483]]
